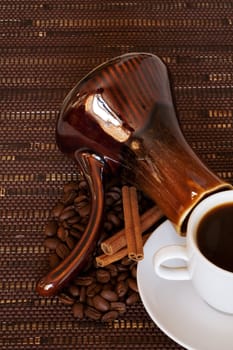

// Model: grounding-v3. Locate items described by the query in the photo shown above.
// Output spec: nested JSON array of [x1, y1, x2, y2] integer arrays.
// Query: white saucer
[[137, 220, 233, 350]]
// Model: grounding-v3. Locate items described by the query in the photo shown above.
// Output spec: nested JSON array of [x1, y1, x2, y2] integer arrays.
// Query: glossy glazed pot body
[[57, 53, 231, 234]]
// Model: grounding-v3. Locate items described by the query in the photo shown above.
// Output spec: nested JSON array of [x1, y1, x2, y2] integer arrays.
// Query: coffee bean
[[128, 278, 138, 292], [56, 243, 70, 260], [68, 284, 80, 297], [60, 204, 74, 213], [114, 204, 123, 212], [57, 226, 69, 241], [106, 264, 118, 277], [69, 229, 82, 239], [86, 296, 94, 307], [114, 199, 123, 207], [116, 263, 129, 272], [126, 292, 140, 306], [78, 205, 90, 218], [74, 194, 88, 207], [80, 216, 89, 226], [102, 282, 114, 291], [66, 236, 76, 250], [109, 186, 121, 195], [63, 182, 79, 193], [78, 180, 88, 191], [92, 295, 110, 312], [106, 189, 121, 201], [94, 284, 102, 296], [105, 196, 115, 207], [49, 253, 61, 268], [96, 269, 111, 283], [106, 212, 121, 227], [121, 256, 133, 266], [44, 237, 60, 250], [74, 276, 95, 286], [59, 208, 77, 222], [84, 306, 102, 320], [117, 271, 129, 281], [72, 302, 84, 319], [100, 289, 118, 302], [101, 310, 119, 322], [43, 179, 150, 322], [110, 302, 126, 314], [62, 221, 70, 229], [103, 221, 113, 232], [52, 203, 65, 218], [58, 293, 75, 306], [71, 223, 85, 232], [79, 286, 86, 303], [67, 215, 80, 225], [115, 280, 128, 298], [44, 220, 58, 237], [62, 190, 77, 206], [130, 265, 137, 279], [86, 283, 98, 298]]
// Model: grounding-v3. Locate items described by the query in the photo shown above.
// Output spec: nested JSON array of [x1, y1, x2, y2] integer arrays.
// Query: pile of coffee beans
[[43, 175, 153, 321]]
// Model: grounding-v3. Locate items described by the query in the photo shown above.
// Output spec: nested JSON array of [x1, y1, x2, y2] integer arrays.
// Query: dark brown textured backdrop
[[0, 1, 233, 349]]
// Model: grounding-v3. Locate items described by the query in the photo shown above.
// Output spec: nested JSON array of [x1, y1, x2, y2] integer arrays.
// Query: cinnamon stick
[[96, 247, 128, 267], [101, 205, 164, 255], [122, 186, 138, 260], [96, 233, 151, 267], [128, 187, 143, 260]]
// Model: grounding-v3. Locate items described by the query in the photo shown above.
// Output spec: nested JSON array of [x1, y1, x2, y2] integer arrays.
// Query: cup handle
[[153, 245, 190, 280], [36, 150, 105, 297]]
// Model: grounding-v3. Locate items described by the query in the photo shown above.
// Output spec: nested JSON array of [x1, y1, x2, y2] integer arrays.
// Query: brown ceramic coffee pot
[[36, 53, 231, 296]]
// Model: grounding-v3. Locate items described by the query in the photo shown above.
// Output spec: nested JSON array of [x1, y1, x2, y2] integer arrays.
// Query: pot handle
[[36, 151, 105, 297]]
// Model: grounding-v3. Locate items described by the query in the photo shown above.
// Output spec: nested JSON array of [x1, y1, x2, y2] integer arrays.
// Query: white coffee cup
[[153, 190, 233, 314]]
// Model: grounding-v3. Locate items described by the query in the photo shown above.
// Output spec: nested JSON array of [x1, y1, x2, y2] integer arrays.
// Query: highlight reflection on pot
[[36, 53, 231, 297]]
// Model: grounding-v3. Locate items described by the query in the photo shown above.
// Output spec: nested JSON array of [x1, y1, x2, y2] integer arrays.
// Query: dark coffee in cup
[[197, 203, 233, 272]]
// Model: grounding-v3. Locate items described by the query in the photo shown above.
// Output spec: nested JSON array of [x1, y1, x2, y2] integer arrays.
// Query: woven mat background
[[1, 1, 233, 349]]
